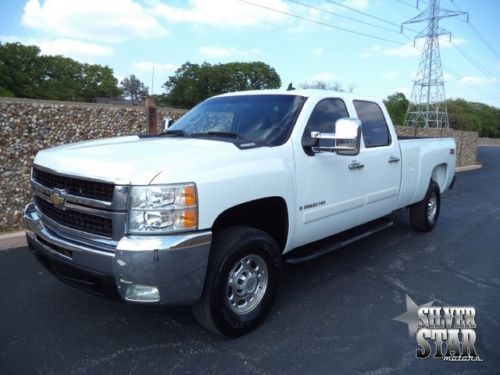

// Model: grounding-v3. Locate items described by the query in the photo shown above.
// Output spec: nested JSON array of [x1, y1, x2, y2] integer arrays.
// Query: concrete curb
[[0, 231, 26, 251], [456, 164, 482, 172]]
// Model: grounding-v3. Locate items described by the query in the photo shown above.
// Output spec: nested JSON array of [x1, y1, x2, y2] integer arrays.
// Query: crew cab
[[24, 89, 456, 336]]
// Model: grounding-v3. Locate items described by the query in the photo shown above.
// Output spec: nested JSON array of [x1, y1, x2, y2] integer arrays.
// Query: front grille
[[35, 196, 113, 237], [33, 168, 115, 202]]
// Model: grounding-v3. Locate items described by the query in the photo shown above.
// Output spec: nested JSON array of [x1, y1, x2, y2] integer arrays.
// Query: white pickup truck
[[25, 89, 456, 336]]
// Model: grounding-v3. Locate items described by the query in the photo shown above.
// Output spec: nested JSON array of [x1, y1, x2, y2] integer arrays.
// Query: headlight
[[128, 184, 197, 233]]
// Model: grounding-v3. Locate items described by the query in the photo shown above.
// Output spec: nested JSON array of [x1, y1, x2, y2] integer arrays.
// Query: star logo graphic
[[393, 294, 433, 336]]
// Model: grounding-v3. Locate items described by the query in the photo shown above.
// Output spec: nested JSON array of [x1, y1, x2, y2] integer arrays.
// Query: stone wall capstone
[[0, 97, 186, 232]]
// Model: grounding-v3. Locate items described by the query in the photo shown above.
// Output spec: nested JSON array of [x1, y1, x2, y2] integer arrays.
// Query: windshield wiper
[[161, 129, 188, 137], [192, 131, 241, 139]]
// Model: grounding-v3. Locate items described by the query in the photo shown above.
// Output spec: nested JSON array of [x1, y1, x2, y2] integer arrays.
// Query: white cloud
[[154, 0, 287, 28], [342, 0, 369, 10], [133, 62, 178, 73], [286, 22, 307, 33], [360, 45, 381, 59], [384, 36, 467, 58], [385, 43, 420, 58], [306, 72, 337, 81], [199, 46, 261, 58], [312, 48, 325, 56], [0, 35, 113, 60], [37, 38, 114, 58], [458, 76, 497, 86], [383, 70, 400, 80], [443, 73, 454, 81], [22, 0, 168, 43]]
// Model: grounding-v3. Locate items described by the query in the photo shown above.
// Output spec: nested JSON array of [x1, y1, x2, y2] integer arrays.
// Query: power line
[[287, 0, 401, 34], [449, 0, 500, 61], [441, 63, 499, 100], [451, 43, 497, 78], [396, 0, 418, 8], [238, 0, 499, 103], [323, 0, 402, 28], [237, 0, 404, 44]]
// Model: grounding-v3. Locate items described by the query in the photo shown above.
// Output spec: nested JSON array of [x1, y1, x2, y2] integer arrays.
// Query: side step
[[284, 218, 394, 264]]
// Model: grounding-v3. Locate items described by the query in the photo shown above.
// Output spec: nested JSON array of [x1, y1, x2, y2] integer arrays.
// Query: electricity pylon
[[402, 0, 467, 128]]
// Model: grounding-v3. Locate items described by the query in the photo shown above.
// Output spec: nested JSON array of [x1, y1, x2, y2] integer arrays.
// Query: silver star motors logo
[[393, 294, 433, 336]]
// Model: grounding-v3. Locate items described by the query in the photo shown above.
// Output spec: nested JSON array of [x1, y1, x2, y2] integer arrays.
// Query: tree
[[80, 63, 122, 102], [163, 61, 281, 108], [0, 41, 122, 102], [447, 98, 500, 138], [37, 55, 83, 101], [120, 74, 148, 104], [0, 42, 45, 98], [384, 92, 409, 126]]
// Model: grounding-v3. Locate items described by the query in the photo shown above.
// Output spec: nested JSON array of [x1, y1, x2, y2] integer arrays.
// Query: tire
[[410, 180, 441, 232], [192, 226, 282, 337]]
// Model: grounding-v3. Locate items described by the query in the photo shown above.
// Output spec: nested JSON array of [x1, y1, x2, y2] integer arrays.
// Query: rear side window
[[353, 100, 391, 147]]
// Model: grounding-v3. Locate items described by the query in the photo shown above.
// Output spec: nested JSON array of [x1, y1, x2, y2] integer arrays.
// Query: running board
[[285, 218, 394, 264]]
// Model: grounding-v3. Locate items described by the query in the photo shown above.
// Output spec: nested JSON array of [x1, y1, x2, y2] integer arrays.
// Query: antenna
[[402, 0, 468, 128], [151, 64, 155, 96]]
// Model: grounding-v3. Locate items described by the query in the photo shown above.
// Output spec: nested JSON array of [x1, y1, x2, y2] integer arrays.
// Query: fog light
[[125, 284, 160, 302]]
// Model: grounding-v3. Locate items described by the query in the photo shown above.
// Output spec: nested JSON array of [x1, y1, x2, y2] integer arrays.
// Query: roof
[[214, 89, 381, 104]]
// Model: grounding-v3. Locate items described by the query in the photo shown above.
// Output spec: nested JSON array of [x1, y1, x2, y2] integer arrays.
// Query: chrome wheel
[[427, 191, 438, 224], [226, 254, 268, 315]]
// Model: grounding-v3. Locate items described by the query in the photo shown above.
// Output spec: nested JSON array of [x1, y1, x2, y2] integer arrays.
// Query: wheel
[[192, 226, 282, 337], [410, 180, 441, 232]]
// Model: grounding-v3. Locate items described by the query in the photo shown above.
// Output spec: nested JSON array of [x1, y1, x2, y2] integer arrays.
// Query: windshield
[[168, 94, 307, 146]]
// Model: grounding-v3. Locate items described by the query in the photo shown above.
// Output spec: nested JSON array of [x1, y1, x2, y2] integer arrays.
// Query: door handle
[[388, 155, 400, 163], [348, 161, 365, 170]]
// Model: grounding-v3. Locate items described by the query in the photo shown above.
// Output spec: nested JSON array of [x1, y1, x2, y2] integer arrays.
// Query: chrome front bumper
[[24, 202, 212, 305]]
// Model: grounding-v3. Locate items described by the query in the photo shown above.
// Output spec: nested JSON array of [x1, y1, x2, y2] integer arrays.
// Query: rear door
[[352, 100, 401, 223]]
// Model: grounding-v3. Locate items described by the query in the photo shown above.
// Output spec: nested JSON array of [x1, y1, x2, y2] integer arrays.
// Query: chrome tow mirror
[[311, 117, 361, 155]]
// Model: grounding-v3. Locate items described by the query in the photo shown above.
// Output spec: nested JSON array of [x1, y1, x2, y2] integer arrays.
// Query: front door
[[292, 98, 367, 248]]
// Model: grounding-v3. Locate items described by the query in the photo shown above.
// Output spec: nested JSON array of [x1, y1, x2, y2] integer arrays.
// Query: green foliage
[[447, 99, 500, 138], [120, 74, 148, 104], [0, 42, 44, 98], [163, 61, 281, 108], [79, 64, 121, 102], [0, 41, 121, 102], [384, 91, 500, 137], [384, 92, 409, 126]]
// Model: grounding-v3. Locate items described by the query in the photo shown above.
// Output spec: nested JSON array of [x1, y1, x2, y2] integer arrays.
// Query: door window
[[302, 98, 349, 153], [353, 100, 391, 147]]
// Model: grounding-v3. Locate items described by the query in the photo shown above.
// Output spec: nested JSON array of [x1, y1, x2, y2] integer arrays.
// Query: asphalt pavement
[[1, 147, 499, 374]]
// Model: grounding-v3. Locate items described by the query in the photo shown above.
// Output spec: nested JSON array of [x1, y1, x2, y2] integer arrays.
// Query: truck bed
[[395, 137, 456, 210]]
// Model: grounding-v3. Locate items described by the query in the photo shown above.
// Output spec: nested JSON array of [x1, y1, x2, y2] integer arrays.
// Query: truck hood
[[34, 135, 242, 185]]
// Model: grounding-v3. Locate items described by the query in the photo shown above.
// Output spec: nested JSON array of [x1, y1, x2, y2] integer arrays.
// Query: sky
[[0, 0, 499, 107]]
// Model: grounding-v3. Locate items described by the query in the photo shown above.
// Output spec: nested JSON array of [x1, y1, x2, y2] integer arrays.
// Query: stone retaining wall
[[395, 126, 478, 168], [0, 97, 185, 231]]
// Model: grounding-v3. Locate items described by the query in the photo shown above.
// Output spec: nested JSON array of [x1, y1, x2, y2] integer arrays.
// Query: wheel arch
[[211, 196, 289, 252], [431, 163, 447, 192]]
